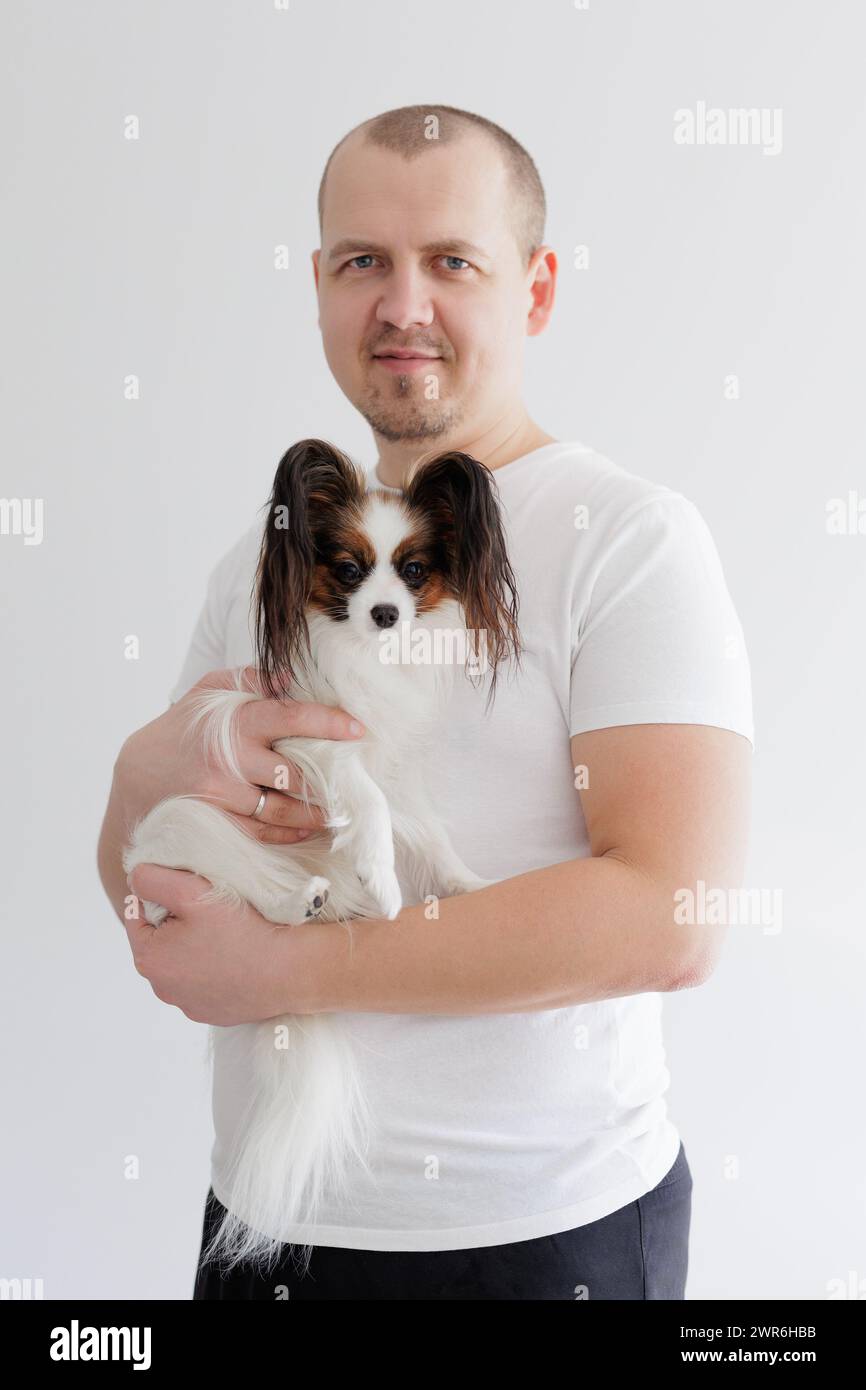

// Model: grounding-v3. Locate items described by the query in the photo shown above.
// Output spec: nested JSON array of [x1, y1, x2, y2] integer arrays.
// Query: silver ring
[[251, 788, 268, 820]]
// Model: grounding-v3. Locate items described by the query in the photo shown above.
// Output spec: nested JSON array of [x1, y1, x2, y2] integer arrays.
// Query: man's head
[[312, 105, 556, 452]]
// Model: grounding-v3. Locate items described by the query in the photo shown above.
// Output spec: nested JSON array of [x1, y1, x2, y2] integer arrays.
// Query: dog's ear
[[254, 438, 366, 698], [403, 451, 522, 707]]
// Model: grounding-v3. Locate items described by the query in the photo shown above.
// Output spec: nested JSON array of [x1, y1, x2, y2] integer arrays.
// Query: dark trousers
[[193, 1140, 692, 1301]]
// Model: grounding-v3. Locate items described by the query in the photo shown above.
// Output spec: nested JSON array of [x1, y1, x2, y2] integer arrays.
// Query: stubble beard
[[357, 370, 463, 443]]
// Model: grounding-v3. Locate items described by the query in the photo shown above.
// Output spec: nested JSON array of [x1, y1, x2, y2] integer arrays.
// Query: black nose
[[371, 603, 399, 629]]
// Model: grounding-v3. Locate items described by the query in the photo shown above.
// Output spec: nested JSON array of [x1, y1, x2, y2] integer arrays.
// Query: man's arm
[[98, 671, 364, 928], [292, 723, 752, 1016]]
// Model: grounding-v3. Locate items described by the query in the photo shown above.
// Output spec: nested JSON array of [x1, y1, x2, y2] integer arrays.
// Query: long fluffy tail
[[200, 1013, 375, 1275], [124, 675, 378, 1274]]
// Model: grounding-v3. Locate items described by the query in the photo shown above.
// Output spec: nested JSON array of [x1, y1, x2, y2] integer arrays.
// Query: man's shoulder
[[516, 439, 689, 532]]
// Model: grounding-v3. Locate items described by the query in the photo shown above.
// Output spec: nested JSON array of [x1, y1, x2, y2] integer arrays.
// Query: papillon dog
[[123, 438, 522, 1273]]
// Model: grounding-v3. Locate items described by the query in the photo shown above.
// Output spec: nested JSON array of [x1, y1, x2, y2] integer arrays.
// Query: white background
[[1, 0, 863, 1299]]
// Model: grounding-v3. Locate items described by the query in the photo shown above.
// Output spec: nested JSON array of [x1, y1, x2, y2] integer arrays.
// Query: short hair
[[317, 104, 546, 268]]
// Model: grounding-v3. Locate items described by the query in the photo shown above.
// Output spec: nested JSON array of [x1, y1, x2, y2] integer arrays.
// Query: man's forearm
[[292, 854, 704, 1016]]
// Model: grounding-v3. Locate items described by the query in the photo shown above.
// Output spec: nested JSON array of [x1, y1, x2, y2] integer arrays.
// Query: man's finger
[[237, 785, 329, 828], [127, 863, 213, 917], [244, 751, 326, 803], [256, 790, 329, 829], [223, 810, 326, 845], [240, 692, 366, 744]]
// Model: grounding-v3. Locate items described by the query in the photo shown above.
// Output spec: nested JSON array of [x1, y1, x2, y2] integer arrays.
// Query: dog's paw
[[302, 876, 331, 919], [359, 863, 402, 920]]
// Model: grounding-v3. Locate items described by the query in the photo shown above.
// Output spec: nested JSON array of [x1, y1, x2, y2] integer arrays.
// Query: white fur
[[123, 498, 491, 1273]]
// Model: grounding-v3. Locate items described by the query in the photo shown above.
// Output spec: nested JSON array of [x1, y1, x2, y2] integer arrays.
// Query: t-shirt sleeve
[[167, 556, 230, 705], [569, 493, 755, 748]]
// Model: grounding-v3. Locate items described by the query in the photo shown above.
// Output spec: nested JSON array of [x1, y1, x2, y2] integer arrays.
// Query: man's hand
[[125, 863, 316, 1025], [116, 666, 366, 846]]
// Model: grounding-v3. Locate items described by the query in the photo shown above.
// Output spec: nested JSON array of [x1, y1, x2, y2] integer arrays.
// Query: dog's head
[[254, 437, 521, 704]]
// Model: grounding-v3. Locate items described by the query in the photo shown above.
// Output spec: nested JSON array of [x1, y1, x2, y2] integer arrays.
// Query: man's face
[[313, 130, 536, 444]]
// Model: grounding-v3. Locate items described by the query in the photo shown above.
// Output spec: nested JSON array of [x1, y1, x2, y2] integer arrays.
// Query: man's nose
[[371, 603, 399, 629], [375, 267, 435, 331]]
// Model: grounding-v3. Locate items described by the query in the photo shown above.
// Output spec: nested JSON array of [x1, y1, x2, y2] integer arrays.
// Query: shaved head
[[318, 104, 546, 268]]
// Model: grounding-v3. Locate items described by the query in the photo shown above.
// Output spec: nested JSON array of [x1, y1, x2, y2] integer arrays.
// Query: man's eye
[[335, 561, 362, 583], [343, 255, 470, 273], [402, 561, 425, 582]]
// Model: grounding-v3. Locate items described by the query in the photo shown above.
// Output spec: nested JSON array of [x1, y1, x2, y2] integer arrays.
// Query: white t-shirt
[[169, 439, 754, 1251]]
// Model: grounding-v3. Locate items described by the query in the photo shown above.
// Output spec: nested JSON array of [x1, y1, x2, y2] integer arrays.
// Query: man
[[98, 104, 753, 1300]]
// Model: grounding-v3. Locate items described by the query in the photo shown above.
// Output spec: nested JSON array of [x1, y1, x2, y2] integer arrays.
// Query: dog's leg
[[123, 797, 332, 928], [268, 735, 404, 921], [324, 756, 403, 920]]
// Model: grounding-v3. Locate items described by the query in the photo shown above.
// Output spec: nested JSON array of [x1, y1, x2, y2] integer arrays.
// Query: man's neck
[[374, 419, 558, 489]]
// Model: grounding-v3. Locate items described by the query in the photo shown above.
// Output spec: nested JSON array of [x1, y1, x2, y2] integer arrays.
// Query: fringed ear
[[254, 438, 366, 699], [403, 451, 522, 707]]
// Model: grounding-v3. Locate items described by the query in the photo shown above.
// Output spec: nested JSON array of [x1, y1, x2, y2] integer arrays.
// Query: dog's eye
[[402, 561, 425, 583], [335, 561, 362, 584]]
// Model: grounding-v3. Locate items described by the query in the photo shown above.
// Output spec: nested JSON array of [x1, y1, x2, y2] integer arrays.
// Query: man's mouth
[[373, 352, 443, 374]]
